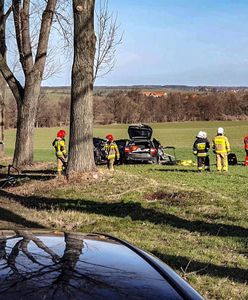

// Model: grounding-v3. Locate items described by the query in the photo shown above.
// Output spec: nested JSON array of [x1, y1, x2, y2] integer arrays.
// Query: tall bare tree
[[0, 0, 57, 167], [67, 0, 96, 175]]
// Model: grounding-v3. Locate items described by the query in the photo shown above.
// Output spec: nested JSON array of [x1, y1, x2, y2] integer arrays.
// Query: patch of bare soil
[[144, 190, 204, 205]]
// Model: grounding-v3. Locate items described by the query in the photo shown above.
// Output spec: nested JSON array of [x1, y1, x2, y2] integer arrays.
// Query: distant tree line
[[5, 90, 248, 128], [5, 92, 70, 128]]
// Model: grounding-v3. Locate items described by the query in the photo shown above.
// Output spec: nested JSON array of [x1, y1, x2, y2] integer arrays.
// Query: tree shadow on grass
[[0, 207, 45, 229], [152, 251, 248, 284], [21, 169, 57, 175], [0, 190, 247, 238], [15, 174, 56, 181], [0, 174, 56, 188], [157, 168, 199, 173]]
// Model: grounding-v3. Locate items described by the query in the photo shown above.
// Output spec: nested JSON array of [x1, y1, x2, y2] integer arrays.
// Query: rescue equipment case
[[228, 153, 237, 165]]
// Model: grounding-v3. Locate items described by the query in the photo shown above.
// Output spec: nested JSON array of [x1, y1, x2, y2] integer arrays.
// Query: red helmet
[[106, 134, 113, 141], [57, 130, 66, 138]]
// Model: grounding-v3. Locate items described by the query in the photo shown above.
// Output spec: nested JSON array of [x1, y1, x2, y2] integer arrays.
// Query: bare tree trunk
[[13, 74, 41, 166], [67, 0, 96, 174]]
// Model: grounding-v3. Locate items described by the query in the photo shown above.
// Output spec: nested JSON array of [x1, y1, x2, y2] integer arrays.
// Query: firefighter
[[193, 131, 210, 171], [244, 134, 248, 166], [105, 134, 120, 171], [52, 130, 67, 176], [212, 127, 230, 172]]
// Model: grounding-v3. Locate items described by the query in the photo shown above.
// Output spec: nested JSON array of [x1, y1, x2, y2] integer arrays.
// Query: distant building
[[142, 91, 168, 98]]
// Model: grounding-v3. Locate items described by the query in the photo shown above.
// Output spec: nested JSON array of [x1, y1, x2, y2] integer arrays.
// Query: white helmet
[[202, 131, 207, 138], [196, 131, 204, 138], [217, 127, 224, 135]]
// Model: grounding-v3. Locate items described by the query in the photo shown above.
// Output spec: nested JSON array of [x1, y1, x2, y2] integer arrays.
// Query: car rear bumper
[[125, 154, 156, 162]]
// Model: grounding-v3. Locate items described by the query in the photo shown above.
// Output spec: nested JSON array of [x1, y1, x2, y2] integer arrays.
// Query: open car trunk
[[125, 140, 158, 163], [129, 141, 152, 153], [128, 124, 153, 140]]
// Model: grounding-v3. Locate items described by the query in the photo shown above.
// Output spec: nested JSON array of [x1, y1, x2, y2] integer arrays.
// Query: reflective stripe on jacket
[[193, 138, 210, 157], [52, 138, 67, 157], [212, 135, 230, 154], [244, 135, 248, 150], [105, 141, 120, 160]]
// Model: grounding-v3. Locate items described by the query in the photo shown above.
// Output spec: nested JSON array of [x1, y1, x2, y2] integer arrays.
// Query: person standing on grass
[[193, 131, 210, 171], [105, 134, 120, 171], [212, 127, 230, 172], [244, 134, 248, 166], [52, 130, 67, 176]]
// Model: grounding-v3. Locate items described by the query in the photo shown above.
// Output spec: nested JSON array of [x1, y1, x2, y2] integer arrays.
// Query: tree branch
[[0, 53, 24, 103], [12, 0, 25, 70], [35, 0, 57, 75], [21, 0, 33, 73], [93, 0, 122, 81]]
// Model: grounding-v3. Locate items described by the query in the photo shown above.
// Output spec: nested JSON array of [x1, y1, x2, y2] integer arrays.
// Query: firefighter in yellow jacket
[[105, 134, 120, 171], [52, 130, 67, 176], [212, 127, 230, 171]]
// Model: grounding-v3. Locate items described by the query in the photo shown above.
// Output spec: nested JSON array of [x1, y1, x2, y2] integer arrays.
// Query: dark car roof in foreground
[[0, 230, 204, 300]]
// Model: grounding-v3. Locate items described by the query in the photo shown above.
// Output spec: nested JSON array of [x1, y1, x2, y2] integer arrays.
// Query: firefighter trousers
[[107, 159, 115, 171], [57, 156, 67, 174], [216, 153, 228, 171], [197, 156, 210, 171]]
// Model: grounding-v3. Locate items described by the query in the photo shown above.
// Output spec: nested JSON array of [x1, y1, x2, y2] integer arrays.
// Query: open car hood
[[128, 124, 153, 140]]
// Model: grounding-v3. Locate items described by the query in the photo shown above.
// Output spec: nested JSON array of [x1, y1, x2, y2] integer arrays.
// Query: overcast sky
[[45, 0, 248, 87]]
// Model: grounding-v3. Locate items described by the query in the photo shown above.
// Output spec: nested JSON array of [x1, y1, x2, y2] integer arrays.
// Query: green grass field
[[1, 121, 248, 299], [4, 120, 248, 161]]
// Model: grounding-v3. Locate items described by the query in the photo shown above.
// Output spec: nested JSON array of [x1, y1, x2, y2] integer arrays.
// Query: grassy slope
[[1, 121, 248, 299]]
